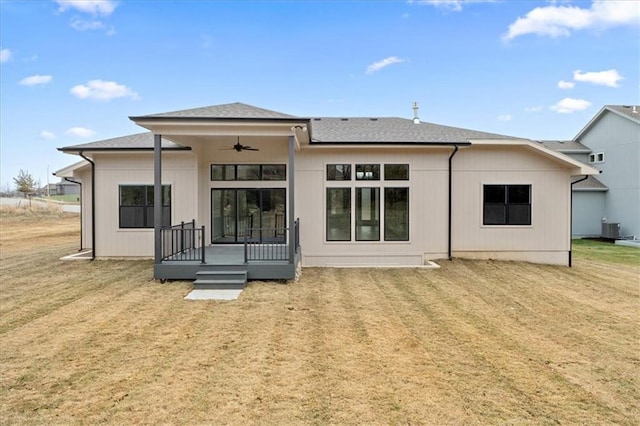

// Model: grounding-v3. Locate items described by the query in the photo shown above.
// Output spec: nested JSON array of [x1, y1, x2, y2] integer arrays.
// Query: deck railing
[[161, 220, 205, 263], [244, 218, 300, 262]]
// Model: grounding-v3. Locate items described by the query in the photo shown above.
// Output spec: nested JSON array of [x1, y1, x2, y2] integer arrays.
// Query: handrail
[[161, 220, 205, 263], [244, 218, 300, 262]]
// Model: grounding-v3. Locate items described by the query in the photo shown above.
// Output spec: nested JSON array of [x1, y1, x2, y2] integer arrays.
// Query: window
[[356, 187, 380, 241], [326, 163, 410, 242], [355, 164, 380, 180], [588, 152, 605, 164], [384, 188, 409, 241], [327, 188, 351, 241], [384, 164, 409, 180], [211, 164, 286, 181], [211, 188, 285, 243], [483, 184, 531, 226], [119, 185, 171, 228], [327, 164, 351, 181]]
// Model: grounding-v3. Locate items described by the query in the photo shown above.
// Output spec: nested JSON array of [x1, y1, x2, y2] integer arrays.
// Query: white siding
[[296, 147, 452, 266], [93, 152, 197, 257], [295, 144, 575, 267], [452, 146, 572, 265]]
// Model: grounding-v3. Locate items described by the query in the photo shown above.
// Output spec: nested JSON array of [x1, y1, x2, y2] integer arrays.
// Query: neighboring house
[[538, 140, 608, 238], [572, 105, 640, 240], [39, 180, 80, 197], [56, 102, 598, 281]]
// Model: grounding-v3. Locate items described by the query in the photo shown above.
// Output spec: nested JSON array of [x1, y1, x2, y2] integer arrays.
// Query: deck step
[[193, 270, 247, 290]]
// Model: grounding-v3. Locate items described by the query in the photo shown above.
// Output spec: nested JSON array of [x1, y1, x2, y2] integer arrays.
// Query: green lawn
[[573, 239, 640, 265]]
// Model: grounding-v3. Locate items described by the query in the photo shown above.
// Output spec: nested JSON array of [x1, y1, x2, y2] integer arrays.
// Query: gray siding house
[[573, 105, 640, 240], [539, 141, 608, 237]]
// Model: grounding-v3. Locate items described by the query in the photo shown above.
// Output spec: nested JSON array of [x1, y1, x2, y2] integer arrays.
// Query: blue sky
[[1, 0, 638, 189]]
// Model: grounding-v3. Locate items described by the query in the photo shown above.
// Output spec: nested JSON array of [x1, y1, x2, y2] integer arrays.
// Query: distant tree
[[13, 170, 37, 204]]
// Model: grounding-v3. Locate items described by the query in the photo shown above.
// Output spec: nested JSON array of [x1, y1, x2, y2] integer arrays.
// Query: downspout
[[569, 175, 588, 267], [79, 152, 96, 260], [63, 176, 83, 251], [448, 145, 459, 260]]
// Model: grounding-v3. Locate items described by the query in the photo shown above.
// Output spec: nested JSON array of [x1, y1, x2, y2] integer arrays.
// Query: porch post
[[154, 134, 162, 264], [288, 135, 295, 263]]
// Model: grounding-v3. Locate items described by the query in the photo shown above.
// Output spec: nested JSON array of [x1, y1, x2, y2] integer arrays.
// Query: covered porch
[[128, 104, 310, 281]]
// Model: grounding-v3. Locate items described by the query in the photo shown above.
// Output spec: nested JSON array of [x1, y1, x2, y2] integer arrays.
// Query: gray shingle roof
[[61, 103, 524, 152], [142, 102, 297, 119], [537, 140, 591, 152], [308, 117, 514, 143], [606, 105, 640, 122], [59, 132, 187, 152], [573, 175, 608, 191]]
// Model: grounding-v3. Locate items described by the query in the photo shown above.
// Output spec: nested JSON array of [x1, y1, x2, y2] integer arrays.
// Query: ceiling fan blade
[[243, 146, 259, 151]]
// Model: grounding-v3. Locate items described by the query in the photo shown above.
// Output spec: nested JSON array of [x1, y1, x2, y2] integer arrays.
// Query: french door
[[211, 188, 286, 243]]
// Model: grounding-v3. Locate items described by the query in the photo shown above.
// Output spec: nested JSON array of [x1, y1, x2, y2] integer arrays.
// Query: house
[[538, 140, 608, 238], [571, 105, 640, 240], [56, 102, 598, 282]]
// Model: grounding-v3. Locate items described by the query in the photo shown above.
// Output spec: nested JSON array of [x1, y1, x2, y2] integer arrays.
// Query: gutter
[[448, 145, 460, 260], [78, 152, 96, 260], [62, 176, 83, 251], [569, 175, 589, 267]]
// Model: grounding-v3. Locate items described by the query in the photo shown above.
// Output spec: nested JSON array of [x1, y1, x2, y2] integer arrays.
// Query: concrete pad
[[615, 240, 640, 249], [184, 289, 243, 301]]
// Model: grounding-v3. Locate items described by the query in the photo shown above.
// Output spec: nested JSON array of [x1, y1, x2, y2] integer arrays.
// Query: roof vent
[[370, 118, 378, 121], [341, 118, 349, 121], [633, 106, 638, 114], [412, 101, 420, 124]]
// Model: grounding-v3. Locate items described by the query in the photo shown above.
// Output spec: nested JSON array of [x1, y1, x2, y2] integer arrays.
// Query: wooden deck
[[155, 245, 300, 281]]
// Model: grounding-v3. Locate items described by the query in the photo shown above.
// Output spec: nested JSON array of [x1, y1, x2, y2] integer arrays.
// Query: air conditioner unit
[[601, 223, 620, 239]]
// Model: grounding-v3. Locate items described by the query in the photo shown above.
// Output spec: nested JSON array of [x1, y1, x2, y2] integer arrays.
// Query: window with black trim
[[326, 188, 351, 241], [384, 164, 409, 180], [211, 164, 286, 181], [355, 164, 380, 180], [119, 185, 171, 228], [384, 188, 409, 240], [483, 184, 531, 225], [327, 164, 351, 181], [356, 187, 380, 241]]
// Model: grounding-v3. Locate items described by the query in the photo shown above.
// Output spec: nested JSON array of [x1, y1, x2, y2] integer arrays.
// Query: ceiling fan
[[222, 137, 259, 152]]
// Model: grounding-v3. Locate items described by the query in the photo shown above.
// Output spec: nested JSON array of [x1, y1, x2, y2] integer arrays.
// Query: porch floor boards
[[163, 245, 290, 265]]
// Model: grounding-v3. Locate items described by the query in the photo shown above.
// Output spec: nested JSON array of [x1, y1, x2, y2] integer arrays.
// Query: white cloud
[[0, 48, 11, 63], [55, 0, 117, 17], [366, 56, 405, 74], [409, 1, 493, 12], [19, 74, 53, 86], [498, 114, 512, 122], [503, 0, 640, 41], [550, 98, 592, 114], [40, 131, 56, 140], [524, 106, 543, 113], [66, 127, 95, 138], [70, 17, 106, 31], [557, 80, 575, 89], [70, 80, 140, 101], [573, 69, 623, 87]]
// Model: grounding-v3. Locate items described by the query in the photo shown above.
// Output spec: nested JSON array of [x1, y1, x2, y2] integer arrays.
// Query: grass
[[573, 238, 640, 265], [1, 212, 638, 425]]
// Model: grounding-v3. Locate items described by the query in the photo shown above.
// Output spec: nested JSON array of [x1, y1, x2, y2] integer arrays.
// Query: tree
[[13, 169, 37, 197]]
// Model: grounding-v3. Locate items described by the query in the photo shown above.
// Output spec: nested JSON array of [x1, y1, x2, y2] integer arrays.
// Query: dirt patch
[[1, 213, 638, 424]]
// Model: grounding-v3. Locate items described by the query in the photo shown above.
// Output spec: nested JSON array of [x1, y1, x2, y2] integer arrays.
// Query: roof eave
[[58, 146, 192, 153]]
